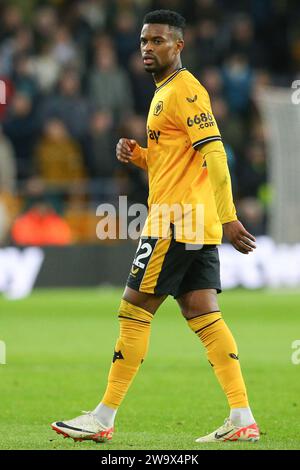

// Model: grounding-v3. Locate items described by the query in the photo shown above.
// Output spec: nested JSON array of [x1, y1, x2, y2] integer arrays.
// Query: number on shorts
[[133, 241, 153, 269]]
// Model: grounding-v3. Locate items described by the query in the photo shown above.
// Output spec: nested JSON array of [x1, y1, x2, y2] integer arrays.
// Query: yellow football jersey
[[132, 67, 234, 244]]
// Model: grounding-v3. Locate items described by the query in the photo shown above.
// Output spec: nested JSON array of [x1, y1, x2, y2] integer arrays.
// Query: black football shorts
[[126, 229, 221, 298]]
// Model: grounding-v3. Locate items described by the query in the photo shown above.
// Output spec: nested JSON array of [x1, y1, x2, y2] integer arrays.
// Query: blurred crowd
[[0, 0, 300, 245]]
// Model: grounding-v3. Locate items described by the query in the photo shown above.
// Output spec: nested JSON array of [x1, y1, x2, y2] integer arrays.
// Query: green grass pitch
[[0, 288, 300, 450]]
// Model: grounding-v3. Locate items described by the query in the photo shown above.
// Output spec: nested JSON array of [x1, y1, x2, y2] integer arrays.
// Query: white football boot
[[51, 411, 114, 442], [196, 418, 260, 443]]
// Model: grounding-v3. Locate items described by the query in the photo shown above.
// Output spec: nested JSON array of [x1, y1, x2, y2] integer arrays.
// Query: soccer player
[[52, 10, 260, 443]]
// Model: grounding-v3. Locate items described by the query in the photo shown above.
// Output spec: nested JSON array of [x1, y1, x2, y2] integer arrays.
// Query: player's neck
[[153, 61, 183, 84]]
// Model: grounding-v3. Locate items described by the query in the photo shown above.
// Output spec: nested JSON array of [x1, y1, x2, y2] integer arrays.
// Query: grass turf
[[0, 288, 299, 450]]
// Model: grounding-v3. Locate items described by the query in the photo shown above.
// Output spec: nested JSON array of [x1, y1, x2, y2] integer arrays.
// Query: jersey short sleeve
[[175, 81, 222, 148]]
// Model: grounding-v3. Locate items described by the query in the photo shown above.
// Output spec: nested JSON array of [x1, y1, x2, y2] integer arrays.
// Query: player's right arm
[[116, 138, 148, 170]]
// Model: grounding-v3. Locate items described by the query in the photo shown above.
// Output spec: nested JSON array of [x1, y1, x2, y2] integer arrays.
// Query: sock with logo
[[101, 299, 153, 410], [187, 311, 249, 409]]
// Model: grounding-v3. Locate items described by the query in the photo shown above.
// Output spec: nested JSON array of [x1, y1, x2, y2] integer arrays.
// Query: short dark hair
[[143, 10, 186, 37]]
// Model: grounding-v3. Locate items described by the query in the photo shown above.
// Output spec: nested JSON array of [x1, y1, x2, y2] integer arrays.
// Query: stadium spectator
[[226, 14, 266, 68], [2, 91, 38, 180], [237, 140, 267, 200], [77, 0, 108, 32], [84, 110, 116, 179], [114, 11, 139, 67], [88, 42, 134, 122], [0, 25, 33, 77], [34, 118, 86, 185], [39, 68, 92, 140], [200, 66, 223, 96], [192, 0, 221, 23], [0, 4, 23, 44], [12, 26, 34, 57], [30, 42, 61, 93], [66, 1, 94, 68], [12, 54, 39, 100], [51, 25, 80, 68], [222, 53, 254, 115], [194, 19, 222, 67], [237, 197, 266, 236], [107, 0, 147, 27], [32, 5, 58, 49], [11, 198, 72, 246]]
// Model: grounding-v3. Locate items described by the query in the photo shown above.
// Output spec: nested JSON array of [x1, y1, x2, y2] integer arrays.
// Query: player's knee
[[177, 289, 219, 320], [122, 286, 165, 315], [180, 308, 200, 320], [179, 301, 220, 319]]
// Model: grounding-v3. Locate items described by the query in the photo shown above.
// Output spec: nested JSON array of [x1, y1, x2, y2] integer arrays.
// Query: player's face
[[140, 23, 183, 75]]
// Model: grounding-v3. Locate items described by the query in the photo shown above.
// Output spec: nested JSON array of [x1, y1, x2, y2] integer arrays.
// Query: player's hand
[[116, 138, 137, 164], [223, 220, 256, 254]]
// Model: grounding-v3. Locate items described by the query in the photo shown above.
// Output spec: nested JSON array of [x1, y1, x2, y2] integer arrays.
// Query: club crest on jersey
[[186, 94, 197, 103], [153, 100, 163, 116]]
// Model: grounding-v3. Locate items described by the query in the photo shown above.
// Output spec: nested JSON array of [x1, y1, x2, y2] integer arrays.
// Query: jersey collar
[[155, 67, 186, 94]]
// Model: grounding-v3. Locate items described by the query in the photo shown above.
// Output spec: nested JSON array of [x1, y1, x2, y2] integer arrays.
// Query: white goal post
[[256, 86, 300, 243]]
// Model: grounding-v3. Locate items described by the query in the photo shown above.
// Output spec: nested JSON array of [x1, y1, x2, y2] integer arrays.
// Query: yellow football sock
[[188, 312, 249, 408], [102, 300, 153, 409]]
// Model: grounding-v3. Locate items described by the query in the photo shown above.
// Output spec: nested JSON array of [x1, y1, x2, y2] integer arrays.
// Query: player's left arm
[[175, 81, 256, 254], [196, 140, 256, 254]]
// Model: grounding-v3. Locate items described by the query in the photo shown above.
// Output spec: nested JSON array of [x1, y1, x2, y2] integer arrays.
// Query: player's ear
[[176, 39, 184, 54]]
